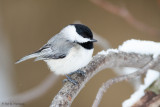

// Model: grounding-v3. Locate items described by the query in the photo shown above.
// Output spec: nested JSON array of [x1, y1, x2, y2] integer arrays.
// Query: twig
[[1, 73, 59, 104], [131, 91, 160, 107], [92, 55, 160, 107], [0, 16, 15, 97], [50, 50, 160, 107], [158, 0, 160, 7], [90, 0, 160, 36], [129, 77, 160, 107]]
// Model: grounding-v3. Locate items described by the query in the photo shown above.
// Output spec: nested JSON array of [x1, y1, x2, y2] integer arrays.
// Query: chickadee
[[16, 24, 97, 84]]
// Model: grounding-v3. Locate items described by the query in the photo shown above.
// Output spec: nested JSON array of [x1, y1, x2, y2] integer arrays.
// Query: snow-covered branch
[[50, 39, 160, 107], [123, 70, 160, 107], [93, 55, 159, 107]]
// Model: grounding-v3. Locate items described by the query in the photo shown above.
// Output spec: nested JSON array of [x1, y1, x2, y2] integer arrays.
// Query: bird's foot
[[68, 70, 86, 77], [63, 75, 78, 85], [63, 70, 86, 85]]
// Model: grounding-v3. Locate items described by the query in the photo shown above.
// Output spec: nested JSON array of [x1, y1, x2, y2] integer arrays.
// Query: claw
[[65, 75, 78, 85], [76, 70, 86, 76], [68, 70, 86, 77], [63, 70, 86, 85], [63, 79, 68, 84]]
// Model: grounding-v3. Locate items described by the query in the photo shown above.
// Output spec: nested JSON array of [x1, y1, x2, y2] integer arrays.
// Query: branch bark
[[92, 55, 160, 107], [131, 78, 160, 107], [50, 50, 160, 107]]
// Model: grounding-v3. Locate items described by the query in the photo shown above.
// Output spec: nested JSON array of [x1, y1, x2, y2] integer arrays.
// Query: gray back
[[35, 34, 75, 60]]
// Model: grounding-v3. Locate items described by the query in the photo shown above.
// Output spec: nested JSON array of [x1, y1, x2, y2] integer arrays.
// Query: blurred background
[[0, 0, 160, 107]]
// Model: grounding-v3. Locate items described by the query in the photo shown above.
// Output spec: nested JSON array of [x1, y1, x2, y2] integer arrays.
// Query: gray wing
[[16, 34, 74, 63], [34, 37, 74, 61]]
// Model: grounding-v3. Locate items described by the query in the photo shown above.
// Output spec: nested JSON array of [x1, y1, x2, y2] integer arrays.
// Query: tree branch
[[1, 73, 59, 104], [130, 77, 160, 107], [92, 55, 160, 107], [90, 0, 160, 36], [131, 91, 157, 107], [50, 50, 160, 107]]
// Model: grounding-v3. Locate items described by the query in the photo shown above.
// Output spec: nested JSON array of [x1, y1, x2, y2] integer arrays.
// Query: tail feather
[[15, 53, 39, 64], [34, 57, 46, 62]]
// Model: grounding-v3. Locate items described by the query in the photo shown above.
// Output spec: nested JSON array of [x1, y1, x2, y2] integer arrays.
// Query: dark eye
[[66, 40, 70, 42], [73, 41, 77, 43]]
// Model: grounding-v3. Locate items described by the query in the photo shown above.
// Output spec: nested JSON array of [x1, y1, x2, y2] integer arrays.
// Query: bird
[[16, 24, 97, 84]]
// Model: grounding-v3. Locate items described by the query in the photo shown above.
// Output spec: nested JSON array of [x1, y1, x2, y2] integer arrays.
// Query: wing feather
[[16, 35, 74, 63], [35, 38, 74, 61]]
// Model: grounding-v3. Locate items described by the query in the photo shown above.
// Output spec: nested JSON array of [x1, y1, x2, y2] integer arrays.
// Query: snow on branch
[[130, 78, 160, 107], [50, 39, 160, 107], [119, 39, 160, 58], [93, 58, 160, 107], [122, 70, 160, 107]]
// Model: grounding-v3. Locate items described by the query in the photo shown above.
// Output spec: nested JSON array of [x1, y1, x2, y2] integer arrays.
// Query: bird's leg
[[63, 70, 86, 85], [64, 75, 78, 85], [68, 70, 86, 77]]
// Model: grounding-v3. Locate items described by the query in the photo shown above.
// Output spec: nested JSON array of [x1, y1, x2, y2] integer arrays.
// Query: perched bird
[[16, 24, 97, 84]]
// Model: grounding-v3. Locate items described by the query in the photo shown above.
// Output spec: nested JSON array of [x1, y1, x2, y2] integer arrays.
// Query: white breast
[[45, 45, 93, 75]]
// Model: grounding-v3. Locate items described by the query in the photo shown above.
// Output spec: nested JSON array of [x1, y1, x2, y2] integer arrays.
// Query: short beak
[[91, 39, 97, 42]]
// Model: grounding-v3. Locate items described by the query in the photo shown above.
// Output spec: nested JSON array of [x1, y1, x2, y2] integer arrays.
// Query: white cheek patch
[[60, 25, 92, 43], [74, 34, 92, 43]]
